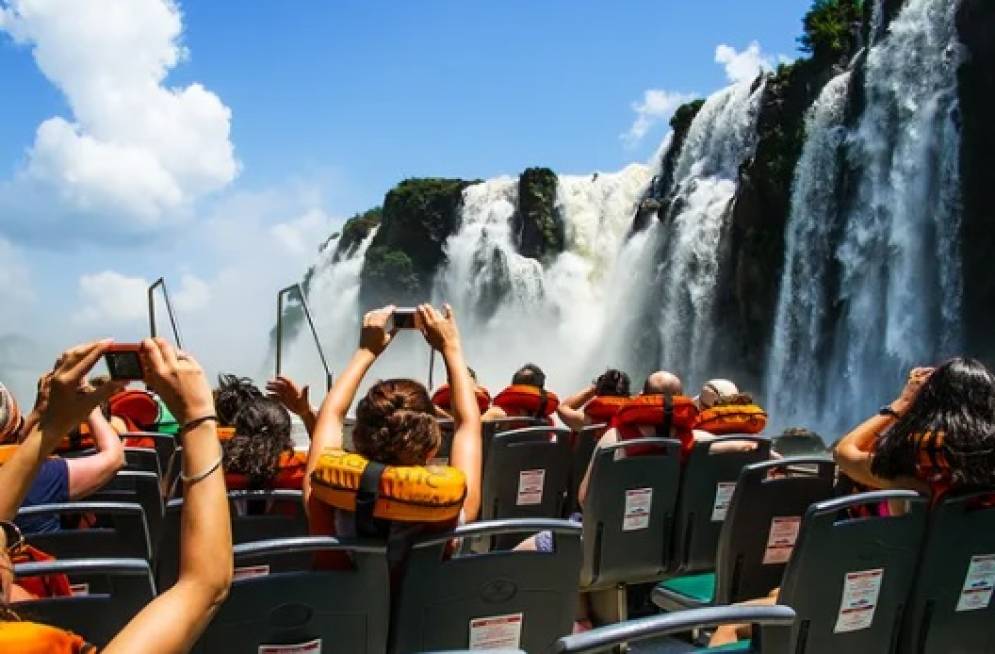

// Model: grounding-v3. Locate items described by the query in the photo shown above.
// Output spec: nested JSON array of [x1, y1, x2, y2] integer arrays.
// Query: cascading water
[[766, 72, 853, 427], [652, 79, 766, 387], [431, 166, 652, 392], [769, 0, 964, 433]]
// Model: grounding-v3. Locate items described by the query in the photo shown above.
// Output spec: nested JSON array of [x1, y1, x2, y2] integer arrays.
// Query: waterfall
[[431, 166, 652, 392], [766, 72, 853, 427], [652, 79, 766, 387], [769, 0, 964, 434]]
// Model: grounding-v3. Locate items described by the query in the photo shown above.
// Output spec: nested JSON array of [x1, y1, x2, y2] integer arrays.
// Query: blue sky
[[0, 0, 811, 400]]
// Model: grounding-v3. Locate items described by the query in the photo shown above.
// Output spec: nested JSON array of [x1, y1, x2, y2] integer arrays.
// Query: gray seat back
[[761, 490, 928, 654], [391, 519, 582, 654], [672, 436, 771, 573], [193, 537, 389, 654], [482, 427, 572, 549], [122, 446, 161, 476], [89, 471, 163, 556], [580, 437, 682, 589], [714, 457, 836, 604], [156, 490, 308, 590], [567, 424, 607, 514], [554, 605, 796, 653], [13, 558, 155, 647], [482, 417, 547, 465], [900, 489, 995, 654], [122, 431, 177, 481], [18, 501, 151, 560]]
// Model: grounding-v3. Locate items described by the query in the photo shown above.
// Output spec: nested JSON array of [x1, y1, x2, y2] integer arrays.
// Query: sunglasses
[[0, 520, 25, 555]]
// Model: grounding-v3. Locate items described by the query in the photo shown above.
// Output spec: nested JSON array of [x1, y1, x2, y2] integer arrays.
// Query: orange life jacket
[[225, 450, 308, 491], [12, 544, 73, 599], [612, 394, 698, 457], [431, 384, 492, 414], [492, 385, 560, 419], [109, 390, 160, 431], [0, 622, 93, 654], [584, 396, 630, 423], [693, 403, 768, 435]]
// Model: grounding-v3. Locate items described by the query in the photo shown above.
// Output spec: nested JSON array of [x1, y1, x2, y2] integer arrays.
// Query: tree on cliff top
[[799, 0, 864, 64]]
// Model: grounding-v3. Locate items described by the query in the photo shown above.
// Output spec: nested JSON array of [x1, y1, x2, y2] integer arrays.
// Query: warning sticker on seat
[[259, 638, 321, 654], [711, 482, 736, 521], [469, 612, 523, 650], [762, 516, 800, 565], [956, 553, 995, 612], [234, 564, 270, 581], [517, 469, 545, 506], [69, 583, 89, 596], [623, 487, 653, 531], [834, 568, 884, 633]]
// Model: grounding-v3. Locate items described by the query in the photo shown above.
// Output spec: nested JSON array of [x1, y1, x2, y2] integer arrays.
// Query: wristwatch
[[878, 405, 900, 419]]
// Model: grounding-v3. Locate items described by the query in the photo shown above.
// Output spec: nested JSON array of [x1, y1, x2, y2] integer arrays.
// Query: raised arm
[[557, 384, 596, 432], [104, 338, 232, 654], [65, 406, 125, 499], [834, 367, 933, 493], [0, 341, 122, 521], [304, 306, 395, 510], [266, 375, 318, 437], [419, 304, 482, 521]]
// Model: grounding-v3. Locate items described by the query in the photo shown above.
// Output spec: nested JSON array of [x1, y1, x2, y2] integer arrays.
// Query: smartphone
[[391, 308, 419, 330], [104, 344, 144, 380]]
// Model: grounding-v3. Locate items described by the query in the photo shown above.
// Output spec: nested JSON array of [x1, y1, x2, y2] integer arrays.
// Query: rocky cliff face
[[359, 178, 477, 310], [513, 167, 562, 261], [957, 0, 995, 365]]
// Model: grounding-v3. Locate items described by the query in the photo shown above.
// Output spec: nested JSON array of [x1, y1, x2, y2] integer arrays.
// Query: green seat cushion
[[697, 639, 751, 652], [658, 572, 716, 604]]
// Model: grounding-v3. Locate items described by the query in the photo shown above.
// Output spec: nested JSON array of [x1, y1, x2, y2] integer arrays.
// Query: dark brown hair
[[353, 379, 441, 466], [222, 397, 294, 486]]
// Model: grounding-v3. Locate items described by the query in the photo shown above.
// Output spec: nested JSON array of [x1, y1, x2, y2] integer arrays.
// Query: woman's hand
[[36, 340, 125, 441], [418, 303, 461, 353], [359, 306, 396, 356], [266, 375, 311, 417], [140, 338, 214, 424], [891, 366, 934, 415]]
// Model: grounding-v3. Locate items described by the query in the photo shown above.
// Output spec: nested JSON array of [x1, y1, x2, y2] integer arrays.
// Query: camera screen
[[392, 310, 417, 329], [106, 351, 143, 380]]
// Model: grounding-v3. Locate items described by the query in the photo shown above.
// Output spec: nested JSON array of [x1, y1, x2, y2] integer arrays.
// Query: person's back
[[484, 363, 558, 424], [556, 368, 631, 433]]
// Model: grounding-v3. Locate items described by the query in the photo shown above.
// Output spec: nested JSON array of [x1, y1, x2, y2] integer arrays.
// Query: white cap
[[695, 379, 739, 409]]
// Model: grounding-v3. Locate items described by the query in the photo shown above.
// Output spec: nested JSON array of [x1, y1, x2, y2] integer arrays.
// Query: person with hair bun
[[304, 304, 482, 540]]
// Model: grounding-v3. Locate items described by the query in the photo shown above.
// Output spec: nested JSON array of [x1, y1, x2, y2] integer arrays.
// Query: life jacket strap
[[355, 459, 386, 537]]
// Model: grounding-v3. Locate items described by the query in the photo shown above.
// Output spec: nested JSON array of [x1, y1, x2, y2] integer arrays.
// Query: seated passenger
[[772, 427, 825, 457], [835, 358, 995, 500], [223, 397, 304, 491], [711, 358, 995, 648], [556, 368, 631, 432], [266, 374, 318, 437], [304, 304, 482, 554], [214, 374, 264, 427], [3, 374, 125, 535], [691, 378, 764, 453], [577, 370, 688, 507], [431, 366, 491, 420], [0, 338, 232, 653], [482, 363, 559, 424]]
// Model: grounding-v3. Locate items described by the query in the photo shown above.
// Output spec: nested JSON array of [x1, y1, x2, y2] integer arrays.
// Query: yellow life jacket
[[310, 449, 466, 523]]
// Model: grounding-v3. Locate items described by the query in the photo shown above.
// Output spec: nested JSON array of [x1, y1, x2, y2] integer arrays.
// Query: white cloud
[[0, 238, 34, 308], [172, 273, 211, 313], [621, 88, 697, 147], [271, 209, 337, 256], [0, 0, 237, 226], [715, 41, 774, 83], [74, 271, 149, 324]]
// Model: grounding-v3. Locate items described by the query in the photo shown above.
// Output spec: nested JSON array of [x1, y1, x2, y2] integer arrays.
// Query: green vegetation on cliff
[[359, 177, 478, 309], [332, 207, 382, 262], [799, 0, 864, 65], [514, 167, 563, 261]]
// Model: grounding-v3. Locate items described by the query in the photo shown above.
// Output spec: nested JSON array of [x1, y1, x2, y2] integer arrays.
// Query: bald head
[[642, 371, 683, 396]]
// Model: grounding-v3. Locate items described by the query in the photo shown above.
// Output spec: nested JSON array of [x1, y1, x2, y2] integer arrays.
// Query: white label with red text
[[517, 469, 545, 506], [711, 482, 736, 521], [469, 612, 523, 650], [623, 488, 653, 531], [234, 564, 270, 581], [762, 516, 801, 565], [834, 568, 884, 633], [956, 554, 995, 612], [69, 583, 89, 596], [258, 638, 321, 654]]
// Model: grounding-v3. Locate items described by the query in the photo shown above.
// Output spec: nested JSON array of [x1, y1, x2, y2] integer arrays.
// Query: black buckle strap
[[657, 393, 673, 437], [534, 388, 549, 420], [355, 460, 386, 537]]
